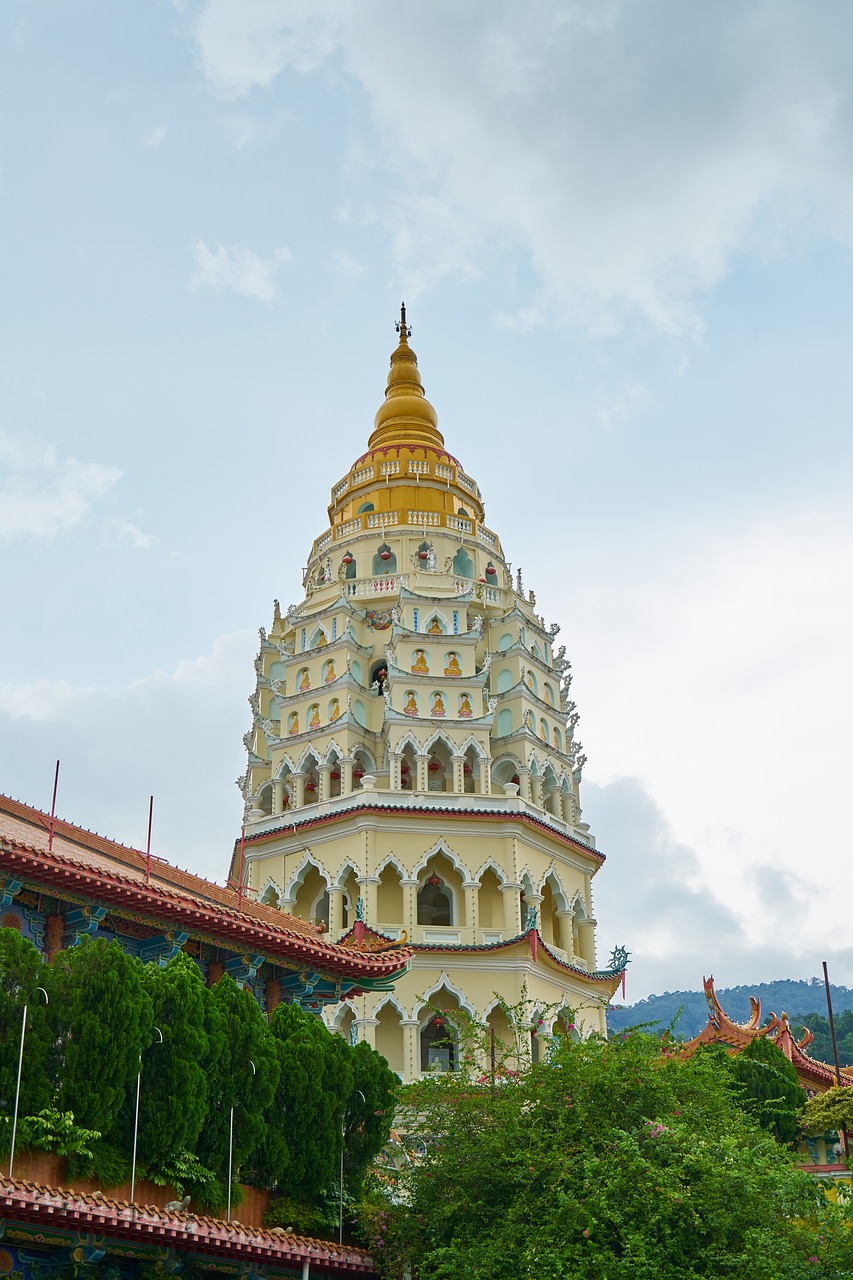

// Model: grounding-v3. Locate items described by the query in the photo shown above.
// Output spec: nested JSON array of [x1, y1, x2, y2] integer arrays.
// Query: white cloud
[[0, 631, 257, 880], [0, 428, 121, 541], [191, 238, 292, 303], [109, 518, 155, 550], [192, 0, 853, 331], [142, 125, 168, 148]]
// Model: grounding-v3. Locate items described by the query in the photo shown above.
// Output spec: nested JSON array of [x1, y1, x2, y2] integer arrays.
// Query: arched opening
[[377, 862, 404, 926], [477, 867, 503, 930], [327, 750, 343, 799], [338, 866, 360, 929], [351, 658, 363, 684], [485, 1005, 515, 1072], [335, 1004, 356, 1044], [260, 884, 280, 908], [411, 647, 429, 674], [496, 668, 512, 693], [356, 501, 374, 513], [553, 726, 563, 752], [419, 994, 461, 1073], [257, 783, 273, 816], [369, 659, 389, 693], [492, 756, 520, 789], [553, 1010, 580, 1044], [310, 628, 328, 649], [461, 744, 480, 794], [417, 853, 464, 927], [539, 717, 548, 740], [525, 670, 538, 696], [372, 543, 397, 574], [452, 547, 474, 579], [543, 683, 554, 706], [543, 766, 561, 816], [323, 658, 337, 685], [352, 747, 373, 789], [498, 633, 513, 651], [539, 878, 564, 949], [302, 757, 319, 805], [292, 863, 329, 925], [375, 1003, 405, 1078], [297, 667, 311, 692], [269, 660, 287, 683], [496, 708, 513, 736], [424, 613, 447, 635], [399, 741, 417, 789], [425, 738, 453, 791]]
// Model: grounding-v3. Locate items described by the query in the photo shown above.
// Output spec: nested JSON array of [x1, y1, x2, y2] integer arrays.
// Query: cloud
[[0, 428, 121, 541], [192, 0, 853, 331], [142, 125, 168, 148], [191, 239, 292, 303], [108, 519, 155, 550], [587, 776, 853, 1001], [0, 631, 257, 881]]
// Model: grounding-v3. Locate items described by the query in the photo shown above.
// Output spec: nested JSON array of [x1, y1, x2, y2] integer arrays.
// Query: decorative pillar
[[357, 875, 380, 924], [207, 961, 225, 987], [328, 884, 345, 937], [462, 881, 478, 934], [318, 763, 331, 804], [517, 766, 531, 802], [401, 878, 419, 936], [523, 891, 543, 931], [266, 977, 282, 1013], [356, 1016, 379, 1050], [401, 1018, 420, 1081], [452, 756, 464, 795], [416, 753, 429, 792], [577, 918, 597, 968], [45, 914, 64, 963], [480, 756, 492, 796], [555, 908, 574, 955], [341, 756, 354, 795], [272, 779, 285, 814], [389, 751, 402, 791], [531, 774, 544, 809], [500, 883, 523, 936], [292, 772, 306, 808]]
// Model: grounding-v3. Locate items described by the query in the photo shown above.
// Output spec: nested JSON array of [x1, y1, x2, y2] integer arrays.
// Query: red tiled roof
[[0, 1176, 376, 1275], [0, 795, 410, 985]]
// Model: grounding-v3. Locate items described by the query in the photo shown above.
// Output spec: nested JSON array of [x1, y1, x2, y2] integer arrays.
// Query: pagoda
[[236, 307, 626, 1079]]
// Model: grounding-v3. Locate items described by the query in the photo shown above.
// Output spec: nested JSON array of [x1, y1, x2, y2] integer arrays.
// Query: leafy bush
[[67, 1141, 130, 1188], [265, 1192, 339, 1238], [0, 1108, 100, 1158]]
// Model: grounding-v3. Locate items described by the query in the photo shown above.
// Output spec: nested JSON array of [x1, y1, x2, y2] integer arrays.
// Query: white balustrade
[[408, 460, 429, 474], [344, 576, 399, 596], [316, 531, 332, 552], [336, 518, 362, 538], [351, 465, 374, 485], [408, 510, 440, 526], [367, 511, 399, 528], [458, 472, 477, 494], [479, 526, 497, 548], [434, 464, 454, 480], [446, 515, 473, 533], [380, 460, 400, 476], [332, 478, 349, 501]]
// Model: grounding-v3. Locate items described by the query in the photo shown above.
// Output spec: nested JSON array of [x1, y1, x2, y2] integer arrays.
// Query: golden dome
[[367, 304, 444, 451]]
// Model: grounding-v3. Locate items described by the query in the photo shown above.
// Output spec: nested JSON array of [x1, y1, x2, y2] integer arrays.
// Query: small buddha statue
[[444, 651, 462, 677]]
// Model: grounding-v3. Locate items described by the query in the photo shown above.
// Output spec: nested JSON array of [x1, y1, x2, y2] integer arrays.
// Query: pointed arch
[[258, 877, 282, 908], [411, 838, 472, 883], [422, 609, 449, 635], [370, 993, 409, 1020], [295, 745, 323, 774], [284, 851, 330, 901], [394, 730, 425, 756], [375, 854, 408, 880], [457, 733, 488, 760], [539, 867, 569, 911], [309, 625, 329, 649], [334, 859, 361, 890], [412, 971, 476, 1021], [423, 727, 460, 757], [474, 858, 508, 886]]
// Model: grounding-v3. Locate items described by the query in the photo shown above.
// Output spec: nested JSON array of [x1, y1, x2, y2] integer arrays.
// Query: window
[[357, 501, 374, 513], [452, 548, 474, 579], [497, 708, 513, 736], [421, 1015, 456, 1072], [418, 876, 453, 926]]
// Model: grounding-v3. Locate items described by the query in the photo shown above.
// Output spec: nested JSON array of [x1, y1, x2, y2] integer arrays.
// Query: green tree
[[259, 1002, 354, 1201], [0, 928, 54, 1119], [136, 953, 210, 1171], [52, 938, 154, 1138], [370, 1030, 853, 1280], [727, 1035, 807, 1146], [344, 1041, 398, 1191], [794, 1010, 853, 1068], [196, 975, 279, 1179], [802, 1085, 853, 1137]]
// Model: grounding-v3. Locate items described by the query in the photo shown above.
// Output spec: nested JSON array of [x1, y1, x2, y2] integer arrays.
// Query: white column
[[318, 764, 331, 804], [416, 753, 429, 792], [517, 766, 531, 802], [272, 779, 285, 814], [389, 751, 402, 791], [328, 885, 345, 938], [462, 880, 479, 934], [480, 756, 492, 796], [531, 773, 544, 809], [555, 907, 574, 954], [401, 878, 419, 937], [401, 1018, 421, 1082], [357, 875, 380, 924], [452, 756, 464, 794], [577, 918, 597, 968], [292, 772, 306, 808], [356, 1016, 379, 1050], [523, 891, 543, 931], [341, 757, 354, 795]]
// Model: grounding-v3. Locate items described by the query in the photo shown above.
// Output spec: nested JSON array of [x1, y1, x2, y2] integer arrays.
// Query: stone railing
[[367, 511, 399, 528], [446, 515, 473, 533], [352, 464, 374, 486], [408, 510, 440, 526]]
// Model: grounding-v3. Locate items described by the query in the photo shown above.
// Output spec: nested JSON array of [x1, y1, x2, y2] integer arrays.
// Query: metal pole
[[822, 961, 849, 1157], [237, 827, 246, 911], [130, 1026, 162, 1203], [145, 795, 154, 885], [9, 987, 48, 1179], [9, 1005, 27, 1179], [227, 1105, 234, 1222], [339, 1131, 345, 1244], [48, 760, 60, 853]]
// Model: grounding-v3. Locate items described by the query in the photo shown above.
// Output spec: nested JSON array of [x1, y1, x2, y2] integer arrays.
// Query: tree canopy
[[366, 1024, 853, 1280]]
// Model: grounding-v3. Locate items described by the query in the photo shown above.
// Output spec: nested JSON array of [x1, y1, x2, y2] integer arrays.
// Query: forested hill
[[607, 978, 853, 1062]]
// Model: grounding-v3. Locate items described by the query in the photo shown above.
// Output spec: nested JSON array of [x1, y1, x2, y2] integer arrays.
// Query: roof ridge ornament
[[396, 301, 411, 341]]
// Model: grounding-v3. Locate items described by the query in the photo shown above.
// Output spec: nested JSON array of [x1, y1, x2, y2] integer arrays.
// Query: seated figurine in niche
[[329, 697, 341, 722], [288, 712, 300, 736], [309, 704, 321, 730], [411, 648, 429, 674], [431, 692, 446, 718], [298, 668, 310, 692], [324, 658, 337, 684], [427, 617, 444, 635], [444, 650, 462, 677], [404, 690, 419, 717], [458, 693, 473, 718]]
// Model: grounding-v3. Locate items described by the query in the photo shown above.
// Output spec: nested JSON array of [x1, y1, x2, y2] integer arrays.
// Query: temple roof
[[681, 976, 853, 1092], [0, 794, 410, 988]]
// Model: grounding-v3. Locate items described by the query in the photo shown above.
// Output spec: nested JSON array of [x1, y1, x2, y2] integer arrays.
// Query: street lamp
[[227, 1059, 256, 1223], [340, 1088, 366, 1244], [9, 986, 48, 1178], [130, 1026, 163, 1204]]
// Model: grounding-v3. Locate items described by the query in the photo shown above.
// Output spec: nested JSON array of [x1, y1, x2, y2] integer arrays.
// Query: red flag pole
[[48, 760, 60, 852], [145, 796, 154, 885], [237, 827, 246, 910]]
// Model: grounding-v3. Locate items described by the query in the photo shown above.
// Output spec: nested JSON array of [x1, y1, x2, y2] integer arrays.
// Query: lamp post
[[130, 1026, 163, 1204], [227, 1059, 256, 1223], [9, 986, 48, 1179], [340, 1089, 366, 1244]]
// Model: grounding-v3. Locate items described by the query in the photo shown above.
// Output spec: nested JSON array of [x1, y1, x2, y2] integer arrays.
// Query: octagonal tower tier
[[234, 307, 625, 1080]]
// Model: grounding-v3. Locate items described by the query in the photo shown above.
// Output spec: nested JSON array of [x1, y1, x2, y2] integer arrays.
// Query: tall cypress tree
[[0, 929, 53, 1120], [196, 975, 279, 1178], [52, 938, 153, 1139], [136, 953, 210, 1170], [729, 1035, 806, 1146], [344, 1040, 398, 1190]]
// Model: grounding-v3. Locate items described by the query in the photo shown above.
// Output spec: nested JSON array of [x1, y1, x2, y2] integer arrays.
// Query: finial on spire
[[396, 301, 411, 340]]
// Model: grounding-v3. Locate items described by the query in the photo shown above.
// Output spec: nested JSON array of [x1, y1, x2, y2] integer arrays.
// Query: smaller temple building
[[683, 977, 853, 1183], [0, 791, 410, 1015]]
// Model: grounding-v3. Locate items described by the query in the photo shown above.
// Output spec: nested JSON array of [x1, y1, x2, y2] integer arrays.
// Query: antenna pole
[[145, 796, 154, 885], [48, 760, 60, 852]]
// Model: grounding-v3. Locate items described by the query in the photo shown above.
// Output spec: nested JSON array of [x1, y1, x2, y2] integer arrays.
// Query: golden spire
[[367, 303, 444, 451]]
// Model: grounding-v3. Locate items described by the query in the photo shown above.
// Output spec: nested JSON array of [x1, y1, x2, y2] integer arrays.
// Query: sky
[[1, 0, 852, 1002]]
